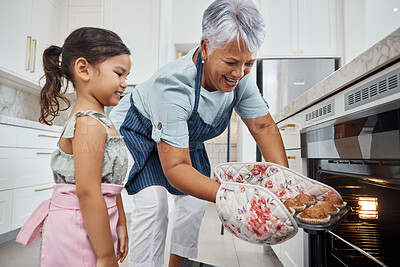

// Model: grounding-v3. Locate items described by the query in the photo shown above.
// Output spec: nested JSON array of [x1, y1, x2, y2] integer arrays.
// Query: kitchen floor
[[0, 203, 283, 267]]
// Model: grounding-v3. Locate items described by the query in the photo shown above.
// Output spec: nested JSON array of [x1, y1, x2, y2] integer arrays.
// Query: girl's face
[[201, 40, 257, 92], [90, 54, 131, 107]]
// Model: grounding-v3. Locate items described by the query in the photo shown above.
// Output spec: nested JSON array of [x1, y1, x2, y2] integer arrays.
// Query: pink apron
[[16, 183, 124, 267]]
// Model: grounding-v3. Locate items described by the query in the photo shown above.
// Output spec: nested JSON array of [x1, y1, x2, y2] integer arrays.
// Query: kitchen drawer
[[286, 149, 305, 175], [12, 183, 54, 230], [14, 149, 54, 188], [281, 132, 301, 149], [16, 127, 60, 149], [0, 148, 16, 190], [0, 190, 13, 235], [0, 124, 17, 147], [277, 114, 303, 134], [277, 114, 303, 150]]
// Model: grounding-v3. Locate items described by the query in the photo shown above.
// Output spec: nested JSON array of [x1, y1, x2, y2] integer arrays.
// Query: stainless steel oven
[[301, 64, 400, 266]]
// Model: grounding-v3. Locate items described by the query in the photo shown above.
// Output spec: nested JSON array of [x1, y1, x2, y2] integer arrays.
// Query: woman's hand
[[115, 222, 128, 263]]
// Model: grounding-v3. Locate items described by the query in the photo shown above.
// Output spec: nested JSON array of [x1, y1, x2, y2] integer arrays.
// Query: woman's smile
[[223, 75, 239, 87], [201, 40, 257, 93]]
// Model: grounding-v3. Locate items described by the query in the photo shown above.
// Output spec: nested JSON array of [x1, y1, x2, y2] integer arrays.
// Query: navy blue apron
[[120, 49, 238, 195]]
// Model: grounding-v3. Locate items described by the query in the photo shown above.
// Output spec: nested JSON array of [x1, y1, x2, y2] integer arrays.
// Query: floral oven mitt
[[214, 162, 341, 245]]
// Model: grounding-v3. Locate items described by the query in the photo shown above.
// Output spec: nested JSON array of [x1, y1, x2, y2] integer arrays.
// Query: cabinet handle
[[293, 50, 297, 54], [38, 134, 58, 139], [287, 156, 296, 160], [279, 124, 296, 131], [31, 39, 37, 73], [300, 50, 304, 54], [25, 36, 32, 70], [36, 152, 52, 155], [35, 187, 53, 192]]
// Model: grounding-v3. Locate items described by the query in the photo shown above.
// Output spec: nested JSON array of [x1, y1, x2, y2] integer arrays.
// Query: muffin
[[298, 207, 330, 225], [323, 196, 347, 209], [284, 198, 305, 212], [313, 201, 339, 215], [286, 206, 295, 216], [294, 193, 315, 206]]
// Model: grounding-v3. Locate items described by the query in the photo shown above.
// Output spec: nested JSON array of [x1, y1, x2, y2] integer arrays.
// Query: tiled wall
[[205, 142, 237, 175]]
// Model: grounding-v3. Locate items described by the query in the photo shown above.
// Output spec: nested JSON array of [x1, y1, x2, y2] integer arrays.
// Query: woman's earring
[[202, 60, 205, 64]]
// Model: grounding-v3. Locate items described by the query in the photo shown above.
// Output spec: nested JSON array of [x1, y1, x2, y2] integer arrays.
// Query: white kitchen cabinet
[[12, 183, 54, 230], [277, 113, 303, 150], [0, 124, 18, 147], [0, 121, 60, 236], [66, 1, 103, 34], [273, 113, 306, 266], [0, 190, 13, 235], [29, 0, 62, 84], [105, 0, 160, 85], [0, 148, 16, 191], [0, 0, 61, 89], [0, 0, 30, 83], [287, 149, 305, 175], [16, 127, 59, 149], [260, 0, 337, 57], [14, 149, 54, 188], [171, 0, 213, 45]]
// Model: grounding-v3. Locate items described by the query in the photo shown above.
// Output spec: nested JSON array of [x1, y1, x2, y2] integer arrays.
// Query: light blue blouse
[[110, 47, 269, 148]]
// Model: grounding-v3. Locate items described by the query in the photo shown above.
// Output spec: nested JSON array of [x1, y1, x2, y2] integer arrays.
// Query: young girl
[[16, 27, 132, 267]]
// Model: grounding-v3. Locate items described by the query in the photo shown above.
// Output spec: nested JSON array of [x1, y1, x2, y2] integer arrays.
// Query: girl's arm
[[242, 113, 289, 167], [157, 142, 220, 203], [72, 116, 117, 266], [115, 194, 128, 263]]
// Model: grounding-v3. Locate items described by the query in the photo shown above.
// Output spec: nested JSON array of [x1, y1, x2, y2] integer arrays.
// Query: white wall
[[159, 0, 174, 67], [343, 0, 366, 64], [343, 0, 400, 64], [365, 0, 400, 49]]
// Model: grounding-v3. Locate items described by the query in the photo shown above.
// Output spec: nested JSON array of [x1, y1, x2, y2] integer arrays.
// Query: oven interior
[[303, 102, 400, 266], [317, 161, 400, 266]]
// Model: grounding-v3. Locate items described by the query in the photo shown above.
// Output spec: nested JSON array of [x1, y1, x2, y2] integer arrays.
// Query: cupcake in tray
[[286, 206, 295, 216], [294, 193, 315, 207], [323, 196, 347, 209], [284, 198, 306, 213], [313, 201, 340, 216], [297, 206, 331, 225]]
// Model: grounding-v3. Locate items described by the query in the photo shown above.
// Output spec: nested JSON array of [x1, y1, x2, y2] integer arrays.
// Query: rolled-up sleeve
[[235, 74, 269, 119], [148, 76, 192, 148]]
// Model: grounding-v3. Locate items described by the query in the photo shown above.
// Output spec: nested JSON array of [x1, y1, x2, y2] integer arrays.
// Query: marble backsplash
[[0, 77, 73, 126]]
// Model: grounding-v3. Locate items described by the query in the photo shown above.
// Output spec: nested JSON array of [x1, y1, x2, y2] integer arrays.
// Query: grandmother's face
[[201, 40, 257, 93]]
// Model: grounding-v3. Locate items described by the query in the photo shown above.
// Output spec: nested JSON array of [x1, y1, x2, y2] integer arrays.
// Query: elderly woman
[[110, 0, 288, 266]]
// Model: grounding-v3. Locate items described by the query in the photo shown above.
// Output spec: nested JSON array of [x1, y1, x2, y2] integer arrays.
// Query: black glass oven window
[[318, 170, 400, 266]]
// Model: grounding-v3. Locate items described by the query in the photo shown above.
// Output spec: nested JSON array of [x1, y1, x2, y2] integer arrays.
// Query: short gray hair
[[201, 0, 266, 55]]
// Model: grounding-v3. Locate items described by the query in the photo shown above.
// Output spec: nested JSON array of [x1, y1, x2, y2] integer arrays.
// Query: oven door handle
[[328, 231, 388, 266]]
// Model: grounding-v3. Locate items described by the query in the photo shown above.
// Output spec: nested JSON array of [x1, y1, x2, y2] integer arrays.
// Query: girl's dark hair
[[39, 27, 130, 125]]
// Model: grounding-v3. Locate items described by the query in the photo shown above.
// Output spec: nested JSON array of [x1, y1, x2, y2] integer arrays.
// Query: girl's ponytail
[[39, 45, 70, 125]]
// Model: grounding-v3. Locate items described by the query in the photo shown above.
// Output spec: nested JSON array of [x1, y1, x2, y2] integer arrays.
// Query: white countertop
[[273, 27, 400, 123], [0, 115, 62, 132]]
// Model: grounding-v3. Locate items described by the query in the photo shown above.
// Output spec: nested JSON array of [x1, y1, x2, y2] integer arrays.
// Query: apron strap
[[193, 49, 203, 113]]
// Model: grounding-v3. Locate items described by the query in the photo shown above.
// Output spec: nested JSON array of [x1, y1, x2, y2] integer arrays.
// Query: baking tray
[[295, 207, 351, 233]]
